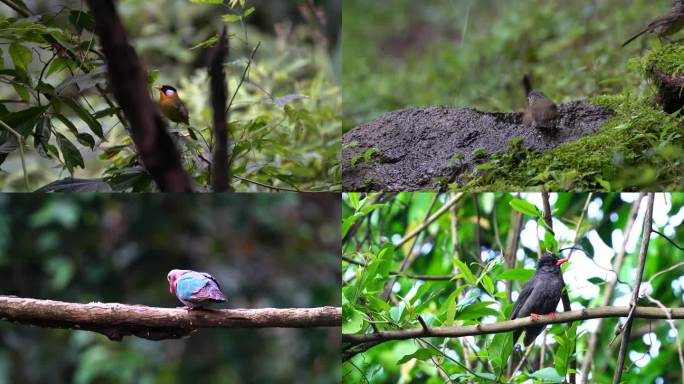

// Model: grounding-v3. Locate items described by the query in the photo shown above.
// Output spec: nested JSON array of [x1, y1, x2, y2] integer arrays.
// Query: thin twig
[[613, 193, 654, 384], [0, 119, 29, 191], [395, 193, 465, 248]]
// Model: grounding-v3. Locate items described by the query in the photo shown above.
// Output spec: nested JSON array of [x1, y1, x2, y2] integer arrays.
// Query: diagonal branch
[[86, 0, 192, 191], [613, 192, 654, 384], [0, 296, 340, 342]]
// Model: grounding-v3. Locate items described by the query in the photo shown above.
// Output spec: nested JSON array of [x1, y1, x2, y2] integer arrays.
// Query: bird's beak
[[556, 258, 569, 266]]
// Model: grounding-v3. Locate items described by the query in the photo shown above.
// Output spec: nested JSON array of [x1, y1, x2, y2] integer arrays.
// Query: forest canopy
[[342, 192, 684, 383], [0, 0, 341, 192]]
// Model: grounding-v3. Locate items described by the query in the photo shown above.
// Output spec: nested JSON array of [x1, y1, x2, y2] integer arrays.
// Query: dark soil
[[342, 101, 613, 191]]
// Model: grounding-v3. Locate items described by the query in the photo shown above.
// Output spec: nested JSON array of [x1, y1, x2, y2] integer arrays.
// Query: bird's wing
[[175, 272, 210, 301], [200, 272, 222, 290], [177, 99, 189, 124], [510, 277, 536, 320]]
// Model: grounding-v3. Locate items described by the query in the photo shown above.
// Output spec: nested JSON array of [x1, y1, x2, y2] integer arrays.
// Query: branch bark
[[0, 296, 340, 341], [209, 27, 231, 192], [86, 0, 192, 191], [342, 305, 684, 346], [613, 193, 654, 384]]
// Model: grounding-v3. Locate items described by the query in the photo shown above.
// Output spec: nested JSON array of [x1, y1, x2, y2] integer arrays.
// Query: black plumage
[[510, 254, 568, 346]]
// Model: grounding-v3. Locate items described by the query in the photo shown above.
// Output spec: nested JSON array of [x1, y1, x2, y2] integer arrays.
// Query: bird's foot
[[530, 313, 542, 321]]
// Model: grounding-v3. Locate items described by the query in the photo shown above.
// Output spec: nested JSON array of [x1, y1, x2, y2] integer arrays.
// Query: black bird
[[510, 254, 569, 346]]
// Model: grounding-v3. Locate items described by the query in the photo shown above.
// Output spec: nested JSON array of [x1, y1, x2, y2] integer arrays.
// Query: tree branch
[[209, 27, 230, 191], [0, 296, 340, 342], [613, 193, 654, 384], [86, 0, 192, 191], [342, 305, 684, 347], [395, 193, 464, 248]]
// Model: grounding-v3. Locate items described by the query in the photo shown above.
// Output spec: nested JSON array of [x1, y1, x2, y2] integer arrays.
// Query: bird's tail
[[622, 28, 648, 47], [186, 127, 198, 140]]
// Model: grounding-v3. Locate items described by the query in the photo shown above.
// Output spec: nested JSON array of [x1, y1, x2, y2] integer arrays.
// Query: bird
[[509, 254, 569, 346], [622, 1, 684, 47], [523, 91, 559, 130], [167, 269, 226, 309], [156, 85, 197, 140]]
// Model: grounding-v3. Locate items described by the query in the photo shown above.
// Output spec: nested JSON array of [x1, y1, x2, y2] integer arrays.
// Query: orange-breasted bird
[[157, 85, 197, 140]]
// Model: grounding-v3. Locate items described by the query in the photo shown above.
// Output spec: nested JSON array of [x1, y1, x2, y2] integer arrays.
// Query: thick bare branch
[[613, 193, 654, 384], [209, 27, 230, 191], [86, 0, 192, 191], [342, 305, 684, 347], [0, 296, 340, 341]]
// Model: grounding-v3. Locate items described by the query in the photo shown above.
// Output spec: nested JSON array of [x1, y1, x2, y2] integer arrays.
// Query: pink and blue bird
[[167, 269, 227, 309]]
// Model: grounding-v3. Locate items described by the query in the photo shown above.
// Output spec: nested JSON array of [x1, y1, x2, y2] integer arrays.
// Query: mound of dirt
[[342, 101, 612, 191]]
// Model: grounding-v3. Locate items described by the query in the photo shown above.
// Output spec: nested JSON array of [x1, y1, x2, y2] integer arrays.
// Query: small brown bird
[[157, 85, 196, 139], [622, 1, 684, 47], [523, 91, 558, 129]]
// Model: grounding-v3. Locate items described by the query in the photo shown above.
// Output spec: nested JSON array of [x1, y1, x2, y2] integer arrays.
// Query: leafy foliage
[[342, 192, 684, 383], [0, 1, 340, 191]]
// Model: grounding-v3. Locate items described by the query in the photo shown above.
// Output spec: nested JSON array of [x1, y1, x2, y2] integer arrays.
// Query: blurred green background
[[343, 0, 668, 131], [0, 193, 340, 383]]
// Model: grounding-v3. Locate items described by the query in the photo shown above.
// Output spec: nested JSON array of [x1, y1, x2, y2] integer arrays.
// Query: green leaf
[[190, 0, 224, 3], [190, 35, 219, 50], [9, 43, 31, 72], [455, 288, 482, 311], [342, 305, 365, 334], [222, 14, 242, 22], [54, 114, 79, 136], [489, 332, 513, 372], [481, 274, 495, 295], [348, 193, 360, 210], [12, 83, 29, 102], [1, 105, 48, 135], [242, 7, 255, 17], [46, 57, 71, 78], [77, 132, 95, 149], [56, 133, 84, 173], [498, 268, 535, 281], [529, 367, 565, 383], [397, 348, 439, 364], [60, 97, 104, 139], [509, 198, 541, 217], [455, 301, 498, 320], [442, 285, 467, 326], [453, 258, 476, 285], [543, 231, 558, 252], [0, 47, 4, 68]]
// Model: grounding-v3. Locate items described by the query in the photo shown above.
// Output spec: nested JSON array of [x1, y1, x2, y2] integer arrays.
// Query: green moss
[[641, 44, 684, 76], [458, 95, 683, 191]]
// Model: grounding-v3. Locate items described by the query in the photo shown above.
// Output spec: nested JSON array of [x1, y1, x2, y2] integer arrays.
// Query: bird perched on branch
[[523, 91, 559, 130], [167, 269, 226, 309], [510, 254, 568, 346], [157, 85, 197, 140], [622, 1, 684, 47]]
